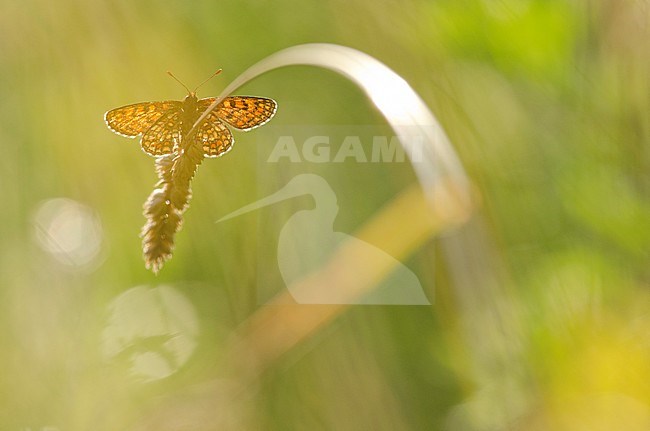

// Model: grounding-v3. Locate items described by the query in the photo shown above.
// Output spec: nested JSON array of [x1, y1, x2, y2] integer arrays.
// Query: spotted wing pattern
[[199, 96, 277, 131], [104, 101, 181, 137], [196, 111, 234, 158], [107, 95, 276, 158], [140, 109, 182, 156]]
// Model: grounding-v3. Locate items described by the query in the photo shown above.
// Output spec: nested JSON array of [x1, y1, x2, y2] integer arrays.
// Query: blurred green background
[[0, 0, 648, 430]]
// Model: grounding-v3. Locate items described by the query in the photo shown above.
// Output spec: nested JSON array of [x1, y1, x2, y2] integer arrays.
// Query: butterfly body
[[105, 91, 277, 158], [180, 93, 200, 139], [181, 93, 198, 116]]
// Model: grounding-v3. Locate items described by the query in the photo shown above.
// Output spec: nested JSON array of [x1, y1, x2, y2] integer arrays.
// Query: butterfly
[[104, 70, 277, 158]]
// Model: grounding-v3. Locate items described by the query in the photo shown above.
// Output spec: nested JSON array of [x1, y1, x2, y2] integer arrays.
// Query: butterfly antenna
[[166, 71, 192, 94], [193, 69, 222, 92]]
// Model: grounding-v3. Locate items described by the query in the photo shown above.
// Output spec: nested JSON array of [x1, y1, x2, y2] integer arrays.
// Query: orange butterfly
[[104, 70, 277, 157]]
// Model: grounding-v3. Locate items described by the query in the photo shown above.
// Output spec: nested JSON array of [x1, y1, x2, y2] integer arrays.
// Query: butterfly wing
[[104, 101, 182, 137], [140, 109, 183, 156], [195, 110, 234, 158], [198, 96, 277, 131]]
